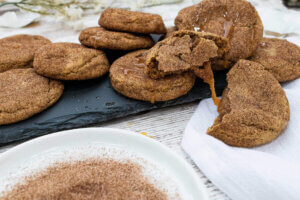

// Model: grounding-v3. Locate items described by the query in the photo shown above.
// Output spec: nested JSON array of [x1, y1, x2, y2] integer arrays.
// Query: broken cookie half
[[207, 60, 290, 148], [146, 30, 229, 106]]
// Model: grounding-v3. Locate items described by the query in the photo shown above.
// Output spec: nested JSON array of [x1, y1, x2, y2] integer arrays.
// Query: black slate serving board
[[0, 35, 228, 145]]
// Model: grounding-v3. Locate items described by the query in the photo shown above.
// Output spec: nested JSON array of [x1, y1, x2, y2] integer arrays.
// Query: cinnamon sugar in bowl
[[1, 158, 169, 200], [0, 128, 208, 200]]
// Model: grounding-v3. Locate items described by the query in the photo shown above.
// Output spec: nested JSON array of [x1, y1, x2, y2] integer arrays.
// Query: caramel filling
[[193, 8, 239, 69], [119, 53, 147, 77], [119, 52, 157, 104], [193, 62, 220, 106]]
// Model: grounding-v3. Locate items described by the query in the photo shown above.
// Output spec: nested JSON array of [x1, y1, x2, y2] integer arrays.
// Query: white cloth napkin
[[182, 78, 300, 200]]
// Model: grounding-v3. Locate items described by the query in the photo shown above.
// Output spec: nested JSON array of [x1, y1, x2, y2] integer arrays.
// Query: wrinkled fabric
[[182, 78, 300, 200]]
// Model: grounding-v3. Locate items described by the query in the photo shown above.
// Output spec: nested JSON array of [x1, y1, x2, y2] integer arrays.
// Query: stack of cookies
[[79, 8, 166, 51], [78, 8, 230, 104], [79, 8, 200, 104]]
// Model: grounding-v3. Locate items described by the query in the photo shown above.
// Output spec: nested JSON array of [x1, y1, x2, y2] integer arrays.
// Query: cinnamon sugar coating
[[250, 38, 300, 82], [110, 50, 195, 103], [34, 43, 109, 80], [79, 27, 154, 51], [99, 8, 166, 34], [0, 68, 63, 125], [175, 0, 263, 65], [0, 34, 51, 72], [207, 60, 290, 147]]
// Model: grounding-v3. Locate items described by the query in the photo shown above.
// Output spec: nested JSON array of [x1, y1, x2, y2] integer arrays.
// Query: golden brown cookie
[[110, 50, 196, 103], [0, 68, 64, 125], [0, 34, 51, 73], [250, 38, 300, 82], [207, 60, 290, 148], [79, 27, 154, 51], [99, 8, 166, 34], [175, 0, 263, 64], [146, 30, 228, 79], [33, 43, 109, 80], [146, 30, 228, 106]]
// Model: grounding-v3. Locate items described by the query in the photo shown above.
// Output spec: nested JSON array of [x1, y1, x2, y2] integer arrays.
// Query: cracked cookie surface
[[146, 30, 228, 79], [33, 43, 109, 80], [79, 27, 154, 51], [146, 30, 228, 106], [0, 68, 64, 125], [207, 60, 290, 147], [110, 50, 196, 103], [0, 34, 51, 73], [99, 8, 166, 34], [250, 38, 300, 82], [175, 0, 263, 64]]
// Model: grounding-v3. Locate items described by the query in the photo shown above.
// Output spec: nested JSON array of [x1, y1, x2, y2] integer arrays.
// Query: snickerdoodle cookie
[[34, 43, 109, 80], [99, 8, 166, 34], [146, 30, 228, 79], [207, 60, 290, 148], [250, 38, 300, 82], [0, 68, 64, 125], [175, 0, 263, 65], [110, 50, 195, 103], [0, 34, 51, 73], [79, 27, 154, 51], [146, 30, 228, 106]]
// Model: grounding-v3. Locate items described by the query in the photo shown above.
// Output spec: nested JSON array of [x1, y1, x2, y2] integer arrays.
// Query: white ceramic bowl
[[0, 128, 209, 200]]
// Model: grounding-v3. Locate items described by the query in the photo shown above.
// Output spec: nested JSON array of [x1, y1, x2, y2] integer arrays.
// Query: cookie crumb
[[141, 132, 154, 138]]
